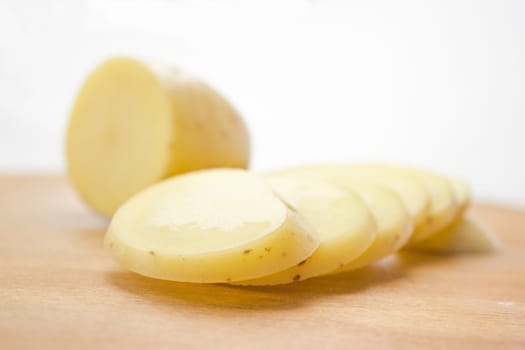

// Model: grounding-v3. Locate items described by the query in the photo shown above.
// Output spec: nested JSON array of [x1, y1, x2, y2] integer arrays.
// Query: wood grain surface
[[1, 175, 524, 350]]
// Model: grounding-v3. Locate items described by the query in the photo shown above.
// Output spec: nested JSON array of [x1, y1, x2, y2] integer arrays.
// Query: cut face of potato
[[233, 177, 376, 285], [104, 169, 319, 283], [67, 57, 250, 217], [408, 216, 501, 254]]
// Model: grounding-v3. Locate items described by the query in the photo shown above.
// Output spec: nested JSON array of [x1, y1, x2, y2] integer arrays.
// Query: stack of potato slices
[[105, 166, 501, 285]]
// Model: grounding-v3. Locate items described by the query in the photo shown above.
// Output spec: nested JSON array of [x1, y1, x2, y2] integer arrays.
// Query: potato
[[345, 165, 463, 244], [104, 169, 319, 283], [270, 165, 481, 258], [345, 166, 430, 228], [325, 180, 413, 271], [270, 170, 413, 270], [449, 178, 471, 214], [273, 164, 430, 229], [233, 177, 376, 285], [368, 165, 460, 244], [408, 216, 501, 254], [341, 165, 470, 245], [67, 57, 250, 217]]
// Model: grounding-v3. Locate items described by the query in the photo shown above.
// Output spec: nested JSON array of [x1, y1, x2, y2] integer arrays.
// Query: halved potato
[[104, 169, 319, 283], [67, 57, 250, 217], [408, 216, 501, 254], [233, 177, 376, 285]]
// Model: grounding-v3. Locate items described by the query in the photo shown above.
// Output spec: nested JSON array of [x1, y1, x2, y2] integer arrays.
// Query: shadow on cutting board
[[105, 252, 447, 311]]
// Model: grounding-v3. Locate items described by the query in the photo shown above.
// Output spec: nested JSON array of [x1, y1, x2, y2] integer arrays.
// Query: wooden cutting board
[[1, 176, 524, 350]]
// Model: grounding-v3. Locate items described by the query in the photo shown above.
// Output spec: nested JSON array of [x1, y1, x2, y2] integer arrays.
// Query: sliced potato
[[345, 166, 430, 228], [408, 216, 501, 254], [270, 170, 413, 271], [67, 57, 250, 217], [449, 178, 471, 214], [348, 165, 468, 244], [104, 169, 319, 283], [401, 170, 459, 244], [327, 180, 413, 271], [273, 164, 430, 229], [233, 177, 376, 285], [362, 165, 460, 244]]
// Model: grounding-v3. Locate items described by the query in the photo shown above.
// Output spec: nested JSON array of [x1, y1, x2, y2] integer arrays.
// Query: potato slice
[[360, 165, 460, 244], [104, 169, 319, 283], [326, 180, 413, 271], [271, 169, 413, 271], [233, 177, 376, 285], [345, 166, 430, 228], [344, 165, 462, 244], [408, 216, 501, 254], [67, 57, 250, 217], [273, 164, 430, 229], [400, 171, 459, 244], [450, 178, 471, 214]]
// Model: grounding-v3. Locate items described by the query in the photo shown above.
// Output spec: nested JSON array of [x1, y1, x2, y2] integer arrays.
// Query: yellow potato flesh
[[405, 174, 459, 243], [345, 165, 468, 245], [274, 165, 430, 229], [329, 181, 413, 271], [345, 166, 430, 228], [373, 166, 460, 244], [344, 164, 462, 244], [270, 169, 413, 271], [104, 169, 319, 283], [67, 57, 250, 217], [233, 177, 376, 285], [449, 178, 471, 214]]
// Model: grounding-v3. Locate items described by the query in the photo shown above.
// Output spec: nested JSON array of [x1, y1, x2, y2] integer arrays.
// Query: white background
[[1, 0, 524, 206]]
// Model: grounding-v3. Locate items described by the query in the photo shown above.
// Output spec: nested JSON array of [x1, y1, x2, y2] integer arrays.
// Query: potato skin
[[152, 65, 250, 176]]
